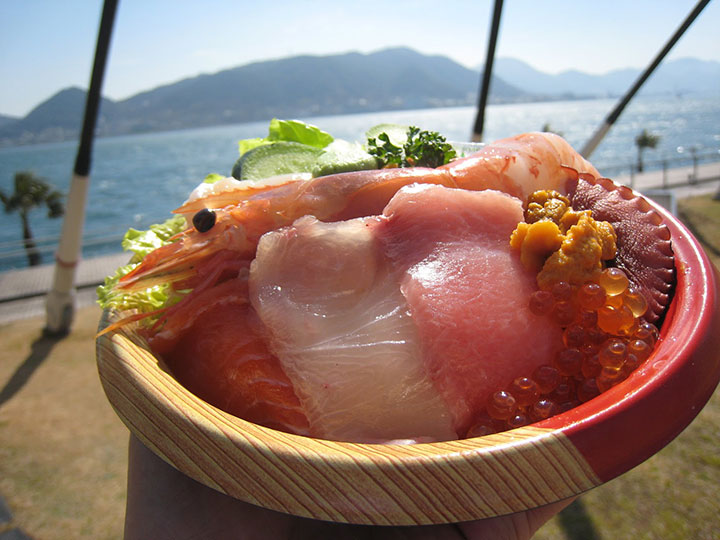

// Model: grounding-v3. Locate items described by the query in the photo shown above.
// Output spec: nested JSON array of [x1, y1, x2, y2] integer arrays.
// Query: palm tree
[[0, 171, 64, 266], [635, 129, 661, 173]]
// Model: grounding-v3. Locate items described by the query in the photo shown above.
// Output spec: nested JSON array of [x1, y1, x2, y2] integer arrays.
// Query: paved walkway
[[616, 160, 720, 198], [0, 252, 129, 325], [0, 163, 717, 325]]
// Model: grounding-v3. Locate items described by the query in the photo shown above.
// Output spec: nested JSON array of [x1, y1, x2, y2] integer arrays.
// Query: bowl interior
[[96, 190, 720, 526]]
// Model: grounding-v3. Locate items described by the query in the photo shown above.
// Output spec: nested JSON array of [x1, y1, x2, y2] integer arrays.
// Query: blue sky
[[1, 0, 718, 117]]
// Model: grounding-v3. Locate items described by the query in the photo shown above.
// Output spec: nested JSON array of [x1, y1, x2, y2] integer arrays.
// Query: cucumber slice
[[312, 140, 379, 177], [232, 141, 324, 181]]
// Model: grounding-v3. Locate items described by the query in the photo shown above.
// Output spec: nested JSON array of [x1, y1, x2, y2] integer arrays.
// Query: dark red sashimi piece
[[569, 176, 675, 323], [161, 301, 311, 435]]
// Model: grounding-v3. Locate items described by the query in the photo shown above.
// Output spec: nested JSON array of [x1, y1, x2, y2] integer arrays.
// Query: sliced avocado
[[232, 141, 324, 181], [312, 140, 379, 177]]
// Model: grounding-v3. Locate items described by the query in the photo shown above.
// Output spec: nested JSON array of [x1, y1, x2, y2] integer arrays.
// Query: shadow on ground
[[558, 499, 602, 539], [0, 333, 64, 407]]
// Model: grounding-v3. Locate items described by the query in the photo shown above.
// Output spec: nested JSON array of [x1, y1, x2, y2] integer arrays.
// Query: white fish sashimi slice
[[249, 215, 456, 443]]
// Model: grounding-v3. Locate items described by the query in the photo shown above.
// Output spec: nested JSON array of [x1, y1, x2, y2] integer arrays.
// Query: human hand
[[124, 434, 574, 539]]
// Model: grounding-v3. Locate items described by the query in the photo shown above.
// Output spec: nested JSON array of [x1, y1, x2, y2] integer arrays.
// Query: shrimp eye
[[192, 208, 216, 233]]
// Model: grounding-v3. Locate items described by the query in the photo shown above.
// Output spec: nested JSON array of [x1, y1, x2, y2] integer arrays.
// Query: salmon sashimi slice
[[249, 215, 456, 443], [379, 185, 564, 434], [161, 294, 310, 436]]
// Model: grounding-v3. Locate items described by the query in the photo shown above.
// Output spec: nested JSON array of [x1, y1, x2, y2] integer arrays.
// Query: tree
[[0, 171, 64, 266], [635, 129, 661, 173]]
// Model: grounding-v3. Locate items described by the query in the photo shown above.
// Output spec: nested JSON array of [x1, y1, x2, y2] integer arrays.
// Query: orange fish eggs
[[597, 304, 635, 334], [466, 267, 660, 438], [508, 377, 540, 407], [529, 290, 554, 316], [532, 364, 561, 393], [486, 390, 517, 420], [624, 286, 649, 317], [530, 399, 559, 421], [598, 338, 627, 369], [577, 282, 606, 310], [598, 267, 630, 295]]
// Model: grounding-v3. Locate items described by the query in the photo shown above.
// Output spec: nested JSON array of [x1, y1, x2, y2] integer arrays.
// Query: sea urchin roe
[[525, 190, 571, 225], [511, 191, 617, 290], [509, 221, 563, 272], [536, 212, 617, 290]]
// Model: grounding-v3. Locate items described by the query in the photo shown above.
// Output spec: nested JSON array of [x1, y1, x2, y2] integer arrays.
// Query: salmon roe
[[465, 266, 659, 438]]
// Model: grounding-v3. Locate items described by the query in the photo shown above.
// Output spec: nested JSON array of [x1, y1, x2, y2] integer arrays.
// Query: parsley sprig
[[367, 126, 457, 169]]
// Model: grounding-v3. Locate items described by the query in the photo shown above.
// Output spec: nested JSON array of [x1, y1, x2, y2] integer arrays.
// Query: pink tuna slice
[[250, 184, 563, 442], [379, 184, 564, 435]]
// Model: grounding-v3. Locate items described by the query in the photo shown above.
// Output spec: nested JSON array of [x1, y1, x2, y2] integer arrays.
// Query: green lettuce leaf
[[121, 215, 186, 262], [237, 118, 334, 157], [267, 118, 333, 148], [96, 263, 173, 313], [237, 138, 266, 157], [97, 215, 187, 312]]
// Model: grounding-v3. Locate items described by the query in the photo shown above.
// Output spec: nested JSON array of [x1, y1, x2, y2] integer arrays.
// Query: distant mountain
[[493, 57, 720, 98], [0, 48, 526, 146], [112, 47, 522, 133], [0, 114, 17, 129], [3, 48, 717, 147], [0, 87, 118, 146]]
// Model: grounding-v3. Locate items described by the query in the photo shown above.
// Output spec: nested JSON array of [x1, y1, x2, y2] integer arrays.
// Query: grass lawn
[[0, 305, 128, 539], [677, 193, 720, 269], [0, 195, 719, 539]]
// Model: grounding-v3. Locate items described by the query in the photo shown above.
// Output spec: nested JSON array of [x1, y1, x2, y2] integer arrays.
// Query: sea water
[[0, 94, 718, 272]]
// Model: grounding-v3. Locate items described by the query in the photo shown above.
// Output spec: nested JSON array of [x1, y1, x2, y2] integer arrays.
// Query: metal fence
[[0, 226, 125, 272], [601, 149, 720, 185]]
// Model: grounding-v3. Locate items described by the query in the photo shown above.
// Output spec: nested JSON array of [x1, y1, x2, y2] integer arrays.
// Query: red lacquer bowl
[[537, 197, 720, 482], [96, 191, 720, 526]]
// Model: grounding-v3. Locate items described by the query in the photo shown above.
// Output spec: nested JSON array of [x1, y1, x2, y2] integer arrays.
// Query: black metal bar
[[608, 0, 709, 124], [74, 0, 119, 177], [581, 0, 710, 157], [472, 0, 504, 141]]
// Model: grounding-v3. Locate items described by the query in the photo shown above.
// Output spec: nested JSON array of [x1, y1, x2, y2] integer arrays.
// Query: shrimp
[[117, 132, 597, 296]]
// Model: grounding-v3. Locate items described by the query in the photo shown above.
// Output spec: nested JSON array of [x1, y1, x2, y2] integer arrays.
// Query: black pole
[[75, 0, 119, 176], [581, 0, 710, 158], [472, 0, 504, 142]]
